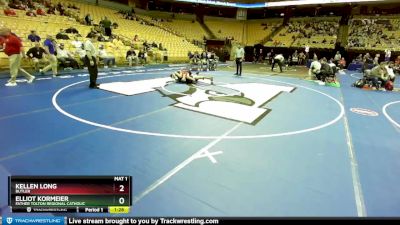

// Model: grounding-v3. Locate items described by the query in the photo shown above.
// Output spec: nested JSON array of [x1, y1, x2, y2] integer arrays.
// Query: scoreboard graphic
[[8, 176, 132, 213]]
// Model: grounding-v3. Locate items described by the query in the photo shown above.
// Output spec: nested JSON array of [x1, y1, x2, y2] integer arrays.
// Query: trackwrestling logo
[[99, 77, 295, 125]]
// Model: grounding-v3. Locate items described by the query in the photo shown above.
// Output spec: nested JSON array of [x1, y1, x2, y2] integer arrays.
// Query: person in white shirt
[[71, 36, 86, 66], [71, 36, 83, 48], [84, 35, 99, 88], [385, 49, 391, 62], [56, 43, 79, 69], [305, 45, 310, 61], [234, 45, 245, 76], [334, 51, 341, 64], [328, 59, 337, 74], [373, 54, 380, 66], [309, 58, 321, 79], [126, 46, 138, 66], [271, 54, 285, 73], [98, 45, 116, 68]]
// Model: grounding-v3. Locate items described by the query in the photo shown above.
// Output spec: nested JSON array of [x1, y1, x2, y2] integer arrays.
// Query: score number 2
[[119, 185, 125, 204]]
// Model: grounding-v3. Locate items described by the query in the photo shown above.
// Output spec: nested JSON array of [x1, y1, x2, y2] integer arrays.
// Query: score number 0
[[119, 184, 125, 204]]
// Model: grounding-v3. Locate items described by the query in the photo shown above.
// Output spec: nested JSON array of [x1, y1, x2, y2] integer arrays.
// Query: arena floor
[[0, 63, 399, 217]]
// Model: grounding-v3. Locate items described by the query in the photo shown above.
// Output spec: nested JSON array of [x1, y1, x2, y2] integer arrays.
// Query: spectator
[[338, 57, 346, 70], [373, 54, 380, 66], [47, 5, 56, 15], [85, 14, 93, 25], [384, 48, 391, 62], [56, 43, 80, 69], [132, 34, 139, 42], [26, 42, 47, 71], [57, 2, 65, 16], [26, 9, 36, 17], [28, 30, 41, 43], [298, 51, 305, 65], [101, 16, 112, 36], [313, 53, 318, 61], [395, 56, 400, 67], [362, 53, 373, 73], [334, 51, 341, 64], [126, 46, 138, 66], [97, 33, 106, 42], [143, 41, 150, 51], [328, 59, 338, 74], [86, 28, 98, 38], [111, 36, 123, 48], [36, 7, 46, 16], [4, 7, 17, 16], [292, 50, 298, 65], [65, 27, 79, 35], [27, 0, 35, 9], [162, 48, 168, 62], [98, 45, 116, 68], [355, 54, 363, 63], [71, 36, 86, 65], [56, 29, 70, 40], [305, 45, 310, 61], [138, 49, 147, 64], [9, 1, 26, 10]]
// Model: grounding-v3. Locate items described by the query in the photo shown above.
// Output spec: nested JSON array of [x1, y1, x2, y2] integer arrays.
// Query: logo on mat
[[6, 217, 13, 224], [99, 77, 295, 125]]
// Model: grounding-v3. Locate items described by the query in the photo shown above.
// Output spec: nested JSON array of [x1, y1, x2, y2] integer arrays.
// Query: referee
[[84, 34, 100, 89], [234, 45, 244, 76]]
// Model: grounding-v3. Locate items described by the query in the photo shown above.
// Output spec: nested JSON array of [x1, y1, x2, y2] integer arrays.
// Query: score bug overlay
[[8, 176, 132, 213]]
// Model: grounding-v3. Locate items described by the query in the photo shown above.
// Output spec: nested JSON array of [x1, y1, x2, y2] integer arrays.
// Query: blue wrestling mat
[[0, 66, 399, 217]]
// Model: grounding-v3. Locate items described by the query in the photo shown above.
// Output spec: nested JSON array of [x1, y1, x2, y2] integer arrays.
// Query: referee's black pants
[[84, 56, 98, 87], [235, 58, 242, 75]]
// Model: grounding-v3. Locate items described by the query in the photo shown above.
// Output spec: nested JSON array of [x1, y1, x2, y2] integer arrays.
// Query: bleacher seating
[[205, 17, 245, 43], [0, 0, 203, 69], [245, 19, 282, 46], [265, 17, 340, 49], [348, 15, 400, 51], [161, 19, 209, 42], [2, 0, 398, 70]]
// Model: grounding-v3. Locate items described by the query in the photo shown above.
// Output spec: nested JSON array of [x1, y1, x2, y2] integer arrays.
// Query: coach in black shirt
[[27, 42, 47, 71]]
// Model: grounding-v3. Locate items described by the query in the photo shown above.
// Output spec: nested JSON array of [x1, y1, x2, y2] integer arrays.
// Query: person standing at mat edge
[[234, 45, 245, 76], [84, 34, 100, 88], [40, 35, 58, 77], [0, 27, 35, 87]]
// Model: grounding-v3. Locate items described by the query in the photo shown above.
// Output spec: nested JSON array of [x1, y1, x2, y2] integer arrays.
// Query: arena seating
[[245, 19, 282, 46], [348, 15, 400, 51], [204, 16, 245, 43], [0, 0, 204, 69], [159, 19, 210, 42], [265, 17, 340, 49], [2, 0, 399, 70]]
